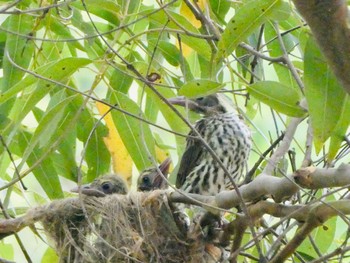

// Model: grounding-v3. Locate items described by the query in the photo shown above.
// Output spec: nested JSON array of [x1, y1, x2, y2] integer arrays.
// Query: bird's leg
[[195, 211, 222, 242]]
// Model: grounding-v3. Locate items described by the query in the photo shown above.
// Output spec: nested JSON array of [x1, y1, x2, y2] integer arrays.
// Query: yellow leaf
[[179, 0, 206, 57], [96, 102, 132, 186], [180, 0, 206, 28]]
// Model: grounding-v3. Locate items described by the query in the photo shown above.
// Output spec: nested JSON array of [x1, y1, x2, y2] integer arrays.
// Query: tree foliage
[[0, 0, 350, 262]]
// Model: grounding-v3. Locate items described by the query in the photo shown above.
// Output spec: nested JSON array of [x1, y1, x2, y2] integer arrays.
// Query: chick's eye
[[102, 182, 111, 191], [142, 176, 150, 184]]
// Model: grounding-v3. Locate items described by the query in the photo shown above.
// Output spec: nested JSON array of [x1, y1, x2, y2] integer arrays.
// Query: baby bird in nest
[[71, 174, 128, 197], [137, 157, 171, 191]]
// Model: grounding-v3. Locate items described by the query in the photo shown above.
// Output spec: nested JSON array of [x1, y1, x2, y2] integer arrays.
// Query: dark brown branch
[[293, 0, 350, 94]]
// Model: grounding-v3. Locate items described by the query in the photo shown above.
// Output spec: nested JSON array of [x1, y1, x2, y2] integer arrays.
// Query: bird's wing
[[176, 121, 206, 188]]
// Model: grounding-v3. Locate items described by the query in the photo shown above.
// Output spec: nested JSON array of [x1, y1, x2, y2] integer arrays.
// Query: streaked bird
[[169, 94, 251, 196], [137, 157, 171, 191], [71, 174, 128, 197]]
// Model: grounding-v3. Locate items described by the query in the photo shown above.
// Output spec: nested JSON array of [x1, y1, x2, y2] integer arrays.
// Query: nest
[[39, 191, 214, 263]]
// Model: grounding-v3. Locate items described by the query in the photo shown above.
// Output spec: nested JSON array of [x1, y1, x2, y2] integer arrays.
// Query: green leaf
[[2, 14, 35, 91], [298, 197, 337, 258], [1, 58, 92, 151], [53, 133, 78, 182], [209, 0, 231, 25], [40, 96, 76, 148], [110, 64, 133, 94], [133, 65, 189, 156], [264, 22, 299, 89], [313, 211, 337, 253], [0, 13, 36, 116], [41, 247, 59, 263], [130, 62, 190, 155], [144, 94, 159, 123], [70, 97, 110, 181], [71, 0, 120, 25], [70, 8, 105, 59], [179, 79, 224, 98], [328, 95, 350, 161], [17, 129, 64, 199], [216, 0, 290, 62], [48, 17, 83, 51], [149, 10, 211, 60], [295, 251, 315, 261], [248, 81, 306, 117], [0, 242, 13, 259], [110, 92, 155, 170], [304, 37, 346, 153], [0, 58, 92, 104], [17, 96, 75, 173], [158, 41, 181, 67]]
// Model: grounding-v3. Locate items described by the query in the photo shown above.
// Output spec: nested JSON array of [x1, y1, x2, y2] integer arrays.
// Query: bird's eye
[[101, 182, 111, 192], [142, 176, 150, 184]]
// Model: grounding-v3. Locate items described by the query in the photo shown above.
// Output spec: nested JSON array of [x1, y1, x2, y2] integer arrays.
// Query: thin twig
[[239, 42, 285, 63], [244, 132, 285, 184], [302, 120, 313, 167], [273, 22, 305, 94], [263, 118, 303, 175], [0, 135, 26, 190]]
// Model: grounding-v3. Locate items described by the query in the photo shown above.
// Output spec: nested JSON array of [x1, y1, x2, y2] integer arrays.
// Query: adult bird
[[71, 174, 128, 197], [169, 94, 251, 196], [137, 157, 171, 191]]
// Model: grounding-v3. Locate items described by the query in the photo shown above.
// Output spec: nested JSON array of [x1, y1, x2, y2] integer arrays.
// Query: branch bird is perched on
[[169, 94, 251, 196], [137, 157, 172, 191], [71, 174, 128, 197]]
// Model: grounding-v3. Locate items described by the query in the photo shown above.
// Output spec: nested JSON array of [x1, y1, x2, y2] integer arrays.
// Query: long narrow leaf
[[304, 37, 346, 152], [216, 0, 290, 62], [110, 92, 155, 171]]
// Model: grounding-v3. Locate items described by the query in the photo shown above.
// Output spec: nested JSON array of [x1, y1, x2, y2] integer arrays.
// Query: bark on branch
[[293, 0, 350, 94]]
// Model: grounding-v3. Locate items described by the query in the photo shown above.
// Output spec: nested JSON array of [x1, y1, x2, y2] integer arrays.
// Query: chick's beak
[[71, 183, 90, 193], [71, 183, 106, 197], [158, 157, 171, 175]]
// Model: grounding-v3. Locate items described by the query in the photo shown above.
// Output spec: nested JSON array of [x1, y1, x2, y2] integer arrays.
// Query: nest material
[[41, 191, 213, 263]]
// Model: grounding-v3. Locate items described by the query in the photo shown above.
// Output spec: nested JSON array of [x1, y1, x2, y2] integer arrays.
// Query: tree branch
[[271, 200, 350, 262], [292, 0, 350, 94], [170, 164, 350, 210]]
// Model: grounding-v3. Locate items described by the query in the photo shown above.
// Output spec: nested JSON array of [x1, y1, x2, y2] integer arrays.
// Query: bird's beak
[[71, 183, 106, 197], [168, 96, 199, 111], [158, 157, 171, 176]]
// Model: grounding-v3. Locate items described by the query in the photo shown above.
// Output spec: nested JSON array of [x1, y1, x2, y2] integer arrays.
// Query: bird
[[169, 94, 251, 196], [168, 94, 251, 245], [71, 174, 128, 197], [137, 157, 171, 191]]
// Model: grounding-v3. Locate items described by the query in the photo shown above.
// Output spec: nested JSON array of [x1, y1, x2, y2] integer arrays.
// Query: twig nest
[[41, 190, 213, 262]]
